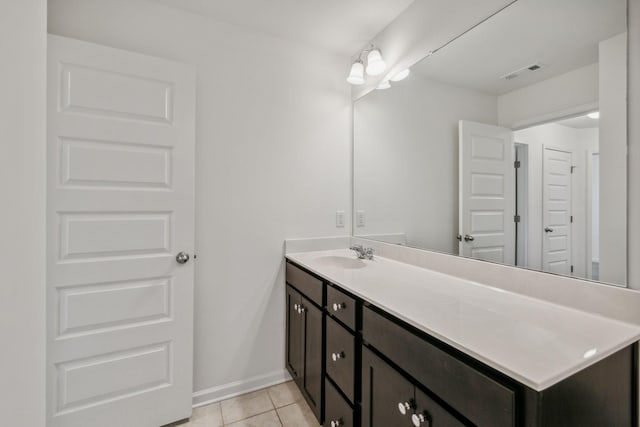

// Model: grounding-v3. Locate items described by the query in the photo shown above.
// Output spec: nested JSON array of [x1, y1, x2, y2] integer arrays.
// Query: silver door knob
[[330, 419, 343, 427], [332, 302, 345, 311], [412, 413, 429, 426], [176, 252, 190, 264], [293, 304, 299, 311], [331, 351, 345, 362], [398, 401, 412, 415], [544, 227, 554, 233], [464, 234, 474, 242], [297, 306, 305, 314]]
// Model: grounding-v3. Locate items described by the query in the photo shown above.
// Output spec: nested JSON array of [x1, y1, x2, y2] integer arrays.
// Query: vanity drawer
[[324, 379, 353, 427], [326, 315, 355, 402], [326, 284, 356, 330], [363, 306, 515, 427], [286, 262, 323, 306]]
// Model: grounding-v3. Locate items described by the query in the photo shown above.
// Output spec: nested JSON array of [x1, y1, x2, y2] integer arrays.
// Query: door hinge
[[571, 165, 576, 174], [514, 160, 521, 169], [571, 265, 574, 273], [570, 216, 573, 223], [514, 215, 521, 223]]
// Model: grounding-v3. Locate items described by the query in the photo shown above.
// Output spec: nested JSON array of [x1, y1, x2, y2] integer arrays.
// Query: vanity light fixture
[[347, 45, 387, 85], [366, 48, 386, 76], [587, 111, 600, 119], [390, 68, 411, 82], [346, 60, 365, 85], [376, 80, 391, 90]]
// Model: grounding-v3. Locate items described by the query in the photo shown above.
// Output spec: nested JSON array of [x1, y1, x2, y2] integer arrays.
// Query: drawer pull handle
[[331, 351, 345, 362], [412, 412, 431, 427], [398, 401, 412, 415], [330, 418, 343, 427], [332, 302, 346, 311]]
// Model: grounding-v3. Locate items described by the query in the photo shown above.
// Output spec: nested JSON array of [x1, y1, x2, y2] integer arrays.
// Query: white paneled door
[[542, 147, 573, 276], [459, 121, 515, 265], [47, 35, 195, 427]]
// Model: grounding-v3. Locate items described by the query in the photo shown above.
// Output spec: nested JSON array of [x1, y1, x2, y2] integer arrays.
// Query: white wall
[[0, 0, 47, 425], [48, 0, 352, 401], [498, 63, 599, 129], [629, 0, 640, 291], [598, 33, 628, 286], [354, 75, 497, 252], [514, 124, 599, 279]]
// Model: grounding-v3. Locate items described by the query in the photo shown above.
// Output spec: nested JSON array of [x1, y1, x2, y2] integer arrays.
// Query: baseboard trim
[[192, 369, 292, 408]]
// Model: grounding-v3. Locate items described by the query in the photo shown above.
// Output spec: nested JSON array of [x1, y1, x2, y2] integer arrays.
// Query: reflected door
[[542, 147, 573, 275], [459, 121, 515, 265], [47, 35, 195, 427]]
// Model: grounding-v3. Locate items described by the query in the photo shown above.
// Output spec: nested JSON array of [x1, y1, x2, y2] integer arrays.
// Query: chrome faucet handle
[[349, 244, 365, 259], [364, 247, 375, 260]]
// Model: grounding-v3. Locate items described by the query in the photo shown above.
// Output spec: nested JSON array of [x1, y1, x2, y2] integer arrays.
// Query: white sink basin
[[314, 255, 367, 269]]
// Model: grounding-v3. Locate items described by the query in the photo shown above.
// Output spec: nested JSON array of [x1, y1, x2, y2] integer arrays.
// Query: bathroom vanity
[[285, 249, 640, 427]]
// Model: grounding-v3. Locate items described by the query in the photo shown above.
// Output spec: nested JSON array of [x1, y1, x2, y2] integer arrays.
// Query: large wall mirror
[[353, 0, 628, 287]]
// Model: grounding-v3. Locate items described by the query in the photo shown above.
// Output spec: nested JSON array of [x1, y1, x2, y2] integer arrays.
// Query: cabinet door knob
[[397, 401, 412, 415], [293, 303, 299, 311], [331, 351, 345, 362], [412, 412, 430, 427], [332, 302, 346, 311], [297, 306, 305, 314], [330, 418, 343, 427]]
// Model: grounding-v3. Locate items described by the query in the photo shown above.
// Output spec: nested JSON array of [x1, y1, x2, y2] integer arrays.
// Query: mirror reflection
[[353, 0, 627, 286]]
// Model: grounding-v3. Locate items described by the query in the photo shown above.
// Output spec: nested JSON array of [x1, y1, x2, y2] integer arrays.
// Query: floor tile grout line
[[223, 407, 279, 426], [265, 386, 285, 426]]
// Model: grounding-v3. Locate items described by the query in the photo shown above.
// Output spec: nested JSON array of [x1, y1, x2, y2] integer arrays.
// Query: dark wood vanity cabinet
[[285, 263, 324, 422], [361, 347, 464, 427], [285, 260, 637, 427]]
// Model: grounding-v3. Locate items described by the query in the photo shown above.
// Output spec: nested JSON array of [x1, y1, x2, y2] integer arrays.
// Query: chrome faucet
[[350, 244, 374, 260]]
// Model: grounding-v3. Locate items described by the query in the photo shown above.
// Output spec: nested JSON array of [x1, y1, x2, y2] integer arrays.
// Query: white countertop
[[286, 249, 640, 391]]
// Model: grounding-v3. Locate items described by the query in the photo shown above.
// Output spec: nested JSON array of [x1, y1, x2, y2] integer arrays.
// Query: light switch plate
[[336, 211, 345, 228], [356, 210, 365, 227]]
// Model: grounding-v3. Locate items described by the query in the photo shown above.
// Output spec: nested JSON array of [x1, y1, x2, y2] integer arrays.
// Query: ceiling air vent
[[500, 62, 544, 80]]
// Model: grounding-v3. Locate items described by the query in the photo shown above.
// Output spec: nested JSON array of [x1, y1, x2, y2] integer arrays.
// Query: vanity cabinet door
[[326, 316, 355, 402], [286, 285, 302, 380], [413, 388, 465, 427], [286, 285, 324, 422], [362, 347, 414, 427], [325, 379, 354, 427], [301, 294, 323, 421]]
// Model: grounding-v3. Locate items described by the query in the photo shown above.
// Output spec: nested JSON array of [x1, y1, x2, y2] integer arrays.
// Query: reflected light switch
[[356, 210, 365, 227], [336, 211, 345, 228]]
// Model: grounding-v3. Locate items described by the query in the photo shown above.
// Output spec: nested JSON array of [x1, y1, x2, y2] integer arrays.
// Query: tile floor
[[182, 381, 321, 427]]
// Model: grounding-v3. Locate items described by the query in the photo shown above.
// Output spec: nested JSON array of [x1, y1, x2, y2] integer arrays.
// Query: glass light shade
[[587, 111, 600, 119], [366, 49, 386, 76], [376, 80, 391, 90], [346, 60, 365, 85], [390, 68, 411, 82]]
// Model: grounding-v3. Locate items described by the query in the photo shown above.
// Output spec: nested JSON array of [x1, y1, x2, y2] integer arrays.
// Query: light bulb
[[390, 68, 410, 82], [587, 112, 600, 119], [366, 49, 386, 76], [377, 80, 391, 90], [346, 60, 364, 85]]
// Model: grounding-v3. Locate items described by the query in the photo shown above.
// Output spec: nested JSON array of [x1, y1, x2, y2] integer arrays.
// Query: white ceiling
[[413, 0, 626, 95], [556, 114, 599, 129], [146, 0, 415, 56]]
